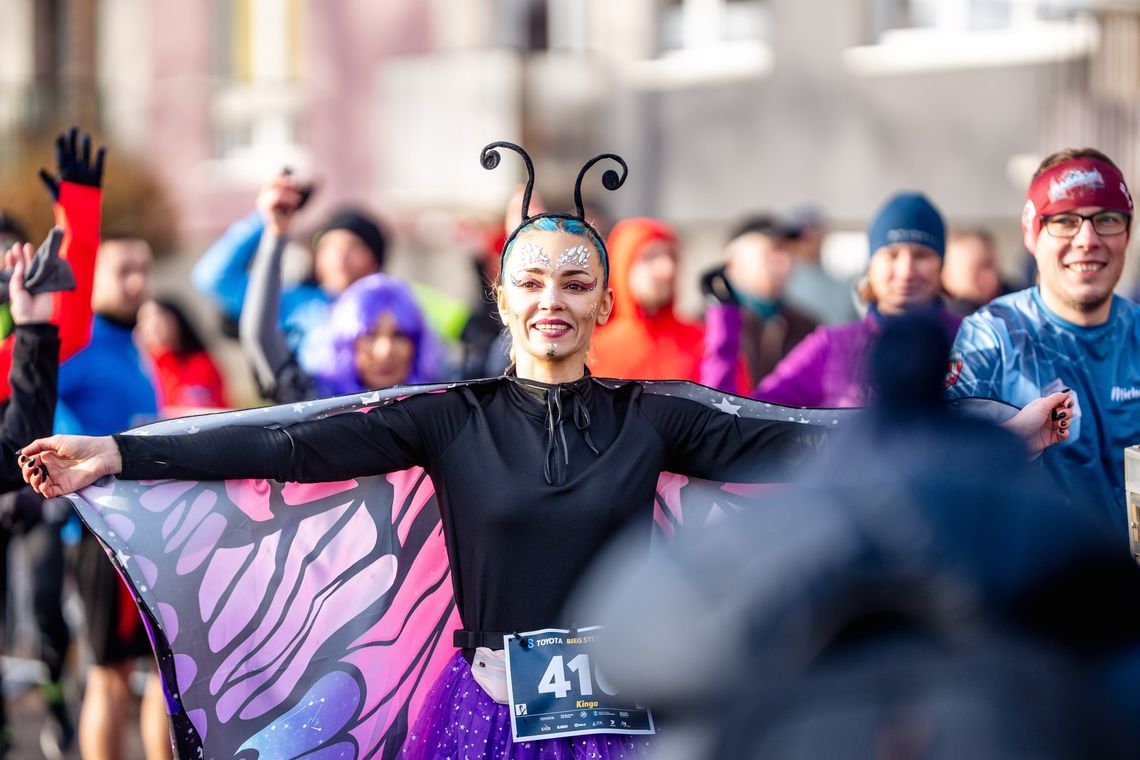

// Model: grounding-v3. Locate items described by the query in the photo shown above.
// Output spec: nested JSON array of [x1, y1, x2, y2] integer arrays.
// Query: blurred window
[[210, 0, 308, 162], [658, 0, 769, 53], [495, 0, 549, 52], [873, 0, 1091, 38], [547, 0, 588, 52], [850, 0, 1097, 75], [623, 0, 772, 89]]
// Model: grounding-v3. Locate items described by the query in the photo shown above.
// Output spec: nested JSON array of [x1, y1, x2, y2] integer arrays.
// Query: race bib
[[503, 626, 655, 743]]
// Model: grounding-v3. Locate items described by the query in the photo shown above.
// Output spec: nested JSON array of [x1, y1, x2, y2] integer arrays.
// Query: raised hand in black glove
[[38, 127, 106, 200], [700, 266, 739, 306]]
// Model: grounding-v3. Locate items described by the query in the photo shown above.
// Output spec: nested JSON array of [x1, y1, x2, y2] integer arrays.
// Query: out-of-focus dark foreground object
[[573, 313, 1140, 760]]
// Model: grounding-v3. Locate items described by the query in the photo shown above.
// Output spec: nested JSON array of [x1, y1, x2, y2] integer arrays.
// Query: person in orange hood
[[589, 217, 703, 380]]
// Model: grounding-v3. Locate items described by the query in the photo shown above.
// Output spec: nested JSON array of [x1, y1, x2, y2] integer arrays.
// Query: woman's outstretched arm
[[20, 387, 453, 496]]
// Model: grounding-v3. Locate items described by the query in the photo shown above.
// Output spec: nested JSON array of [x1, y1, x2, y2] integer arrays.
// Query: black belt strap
[[453, 629, 514, 649]]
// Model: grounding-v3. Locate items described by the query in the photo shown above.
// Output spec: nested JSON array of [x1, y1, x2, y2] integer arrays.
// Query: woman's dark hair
[[152, 297, 208, 356]]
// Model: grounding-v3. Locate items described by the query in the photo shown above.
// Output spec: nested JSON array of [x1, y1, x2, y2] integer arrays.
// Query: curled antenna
[[480, 141, 537, 223], [573, 154, 628, 220]]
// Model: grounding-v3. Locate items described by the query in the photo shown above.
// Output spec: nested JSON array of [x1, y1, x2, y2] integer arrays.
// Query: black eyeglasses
[[1042, 211, 1130, 238]]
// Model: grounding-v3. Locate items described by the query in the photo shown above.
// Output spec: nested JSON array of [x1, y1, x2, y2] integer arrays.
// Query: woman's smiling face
[[498, 227, 613, 379]]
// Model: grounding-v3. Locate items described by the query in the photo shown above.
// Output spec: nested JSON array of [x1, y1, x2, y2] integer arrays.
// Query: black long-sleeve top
[[0, 324, 60, 491], [115, 375, 820, 638]]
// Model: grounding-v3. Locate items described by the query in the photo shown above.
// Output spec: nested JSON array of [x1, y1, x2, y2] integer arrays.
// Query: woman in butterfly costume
[[19, 144, 1070, 760]]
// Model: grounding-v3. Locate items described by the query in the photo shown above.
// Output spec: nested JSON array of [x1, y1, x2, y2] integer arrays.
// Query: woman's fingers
[[24, 460, 47, 496], [19, 450, 41, 480], [23, 456, 50, 495], [1050, 391, 1073, 444], [20, 437, 56, 458], [18, 438, 66, 496]]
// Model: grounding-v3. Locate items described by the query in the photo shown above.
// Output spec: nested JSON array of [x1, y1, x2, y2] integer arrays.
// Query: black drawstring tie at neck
[[542, 384, 599, 486], [504, 367, 601, 486]]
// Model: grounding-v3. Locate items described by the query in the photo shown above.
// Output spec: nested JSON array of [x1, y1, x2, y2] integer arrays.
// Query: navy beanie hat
[[314, 208, 387, 269], [866, 192, 945, 259]]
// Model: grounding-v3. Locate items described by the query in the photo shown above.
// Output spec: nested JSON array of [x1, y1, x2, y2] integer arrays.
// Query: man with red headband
[[946, 148, 1138, 542]]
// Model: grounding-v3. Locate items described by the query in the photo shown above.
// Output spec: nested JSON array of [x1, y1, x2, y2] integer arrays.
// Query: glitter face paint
[[558, 245, 592, 269], [514, 241, 551, 269]]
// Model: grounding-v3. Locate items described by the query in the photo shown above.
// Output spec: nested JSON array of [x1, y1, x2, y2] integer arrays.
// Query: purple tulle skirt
[[400, 651, 654, 759]]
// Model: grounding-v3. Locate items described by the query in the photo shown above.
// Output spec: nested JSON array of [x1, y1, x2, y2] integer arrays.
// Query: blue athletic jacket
[[947, 287, 1140, 538]]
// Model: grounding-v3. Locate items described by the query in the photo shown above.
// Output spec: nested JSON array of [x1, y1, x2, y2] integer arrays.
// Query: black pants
[[25, 499, 71, 683], [0, 489, 72, 727], [74, 529, 150, 665]]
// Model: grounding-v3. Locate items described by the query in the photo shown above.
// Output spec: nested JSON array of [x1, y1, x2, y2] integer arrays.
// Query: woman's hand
[[6, 242, 53, 324], [19, 435, 123, 498], [1003, 391, 1074, 456]]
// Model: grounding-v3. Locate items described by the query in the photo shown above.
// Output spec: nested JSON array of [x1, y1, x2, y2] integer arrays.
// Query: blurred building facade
[[0, 0, 1139, 289]]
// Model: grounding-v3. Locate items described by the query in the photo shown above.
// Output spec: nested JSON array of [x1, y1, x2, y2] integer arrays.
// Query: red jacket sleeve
[[53, 182, 101, 360], [0, 181, 100, 403]]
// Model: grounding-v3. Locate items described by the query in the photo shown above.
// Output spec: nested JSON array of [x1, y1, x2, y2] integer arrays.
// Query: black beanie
[[313, 208, 387, 269]]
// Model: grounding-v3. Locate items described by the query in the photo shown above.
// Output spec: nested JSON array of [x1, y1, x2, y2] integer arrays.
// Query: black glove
[[700, 267, 739, 306], [38, 127, 106, 200], [0, 227, 75, 305]]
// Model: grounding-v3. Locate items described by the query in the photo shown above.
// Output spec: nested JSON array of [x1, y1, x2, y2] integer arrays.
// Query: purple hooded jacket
[[756, 306, 962, 408]]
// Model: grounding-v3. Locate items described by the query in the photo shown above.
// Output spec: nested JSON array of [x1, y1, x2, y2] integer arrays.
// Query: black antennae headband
[[480, 141, 628, 280]]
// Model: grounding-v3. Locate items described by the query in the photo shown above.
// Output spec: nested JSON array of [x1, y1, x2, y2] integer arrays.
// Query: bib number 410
[[537, 654, 617, 700]]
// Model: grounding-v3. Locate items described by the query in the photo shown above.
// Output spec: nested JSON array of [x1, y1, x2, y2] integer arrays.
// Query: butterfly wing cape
[[65, 380, 876, 758]]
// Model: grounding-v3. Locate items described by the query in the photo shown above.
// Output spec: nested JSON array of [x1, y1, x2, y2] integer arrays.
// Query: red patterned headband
[[1022, 157, 1133, 240]]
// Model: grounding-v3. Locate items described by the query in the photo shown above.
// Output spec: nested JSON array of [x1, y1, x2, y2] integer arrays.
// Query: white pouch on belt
[[471, 647, 509, 704]]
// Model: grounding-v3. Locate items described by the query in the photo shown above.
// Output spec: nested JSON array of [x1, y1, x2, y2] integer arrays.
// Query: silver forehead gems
[[514, 241, 551, 269], [558, 245, 591, 269]]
